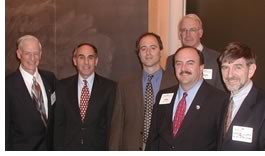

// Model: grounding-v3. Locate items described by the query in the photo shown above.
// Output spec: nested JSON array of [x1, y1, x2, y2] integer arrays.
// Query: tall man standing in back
[[109, 32, 176, 151], [6, 35, 57, 150], [53, 43, 116, 150], [218, 42, 265, 150], [165, 14, 225, 91]]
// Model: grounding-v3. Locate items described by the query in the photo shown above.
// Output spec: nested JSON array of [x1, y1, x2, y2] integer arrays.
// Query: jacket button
[[140, 131, 143, 135], [139, 147, 142, 150]]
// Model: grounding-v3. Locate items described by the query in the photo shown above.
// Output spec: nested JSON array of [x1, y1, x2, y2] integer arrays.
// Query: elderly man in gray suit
[[109, 32, 176, 151], [165, 14, 225, 91]]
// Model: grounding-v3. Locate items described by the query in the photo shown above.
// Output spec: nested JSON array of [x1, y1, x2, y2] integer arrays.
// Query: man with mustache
[[218, 42, 265, 150], [146, 46, 228, 150], [165, 14, 225, 91]]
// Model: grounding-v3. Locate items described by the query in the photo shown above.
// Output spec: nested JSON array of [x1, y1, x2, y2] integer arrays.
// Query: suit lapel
[[16, 70, 36, 108], [39, 71, 52, 113], [176, 81, 209, 137], [70, 75, 81, 121], [224, 86, 257, 142], [159, 86, 178, 144]]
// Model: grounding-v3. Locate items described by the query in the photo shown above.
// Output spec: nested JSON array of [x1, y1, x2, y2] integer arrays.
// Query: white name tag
[[51, 92, 56, 106], [203, 69, 213, 80], [232, 125, 253, 143], [159, 93, 174, 105]]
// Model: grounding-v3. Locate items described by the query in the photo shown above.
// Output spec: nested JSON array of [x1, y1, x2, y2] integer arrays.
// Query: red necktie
[[172, 92, 187, 137], [80, 80, 90, 122]]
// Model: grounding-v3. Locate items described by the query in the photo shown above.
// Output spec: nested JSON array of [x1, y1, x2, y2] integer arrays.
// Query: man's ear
[[248, 64, 257, 79]]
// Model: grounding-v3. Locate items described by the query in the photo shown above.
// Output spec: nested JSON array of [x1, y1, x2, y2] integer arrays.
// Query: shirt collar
[[232, 80, 253, 100], [19, 64, 40, 82], [143, 69, 162, 83], [78, 73, 95, 86], [196, 43, 203, 51], [178, 79, 203, 97]]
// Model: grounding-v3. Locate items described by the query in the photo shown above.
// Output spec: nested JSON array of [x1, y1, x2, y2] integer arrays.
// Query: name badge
[[232, 125, 253, 143], [203, 69, 213, 80], [159, 93, 174, 105], [51, 92, 56, 106]]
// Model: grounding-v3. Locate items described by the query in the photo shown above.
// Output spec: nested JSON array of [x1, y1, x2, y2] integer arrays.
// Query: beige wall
[[148, 0, 185, 69]]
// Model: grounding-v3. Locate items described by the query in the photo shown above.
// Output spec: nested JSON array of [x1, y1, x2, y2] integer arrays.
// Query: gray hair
[[179, 13, 203, 29], [17, 35, 42, 51]]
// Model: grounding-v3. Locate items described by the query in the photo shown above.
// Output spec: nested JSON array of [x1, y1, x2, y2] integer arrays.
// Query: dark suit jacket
[[109, 70, 177, 150], [146, 81, 228, 151], [53, 74, 116, 151], [165, 46, 225, 91], [218, 84, 265, 150], [5, 69, 56, 151]]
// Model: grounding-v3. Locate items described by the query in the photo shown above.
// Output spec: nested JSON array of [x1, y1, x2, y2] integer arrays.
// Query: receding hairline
[[17, 35, 42, 51], [179, 13, 203, 29]]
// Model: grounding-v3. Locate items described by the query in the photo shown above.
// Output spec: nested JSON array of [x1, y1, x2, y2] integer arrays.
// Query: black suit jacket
[[53, 74, 116, 150], [218, 84, 265, 150], [5, 69, 56, 151], [165, 46, 225, 91], [146, 81, 228, 150]]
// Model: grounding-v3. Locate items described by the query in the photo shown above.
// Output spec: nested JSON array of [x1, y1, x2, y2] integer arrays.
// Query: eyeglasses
[[179, 27, 201, 34]]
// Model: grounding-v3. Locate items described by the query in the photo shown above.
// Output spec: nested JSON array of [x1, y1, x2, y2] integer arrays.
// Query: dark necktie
[[32, 77, 47, 127], [224, 97, 234, 134], [172, 92, 188, 137], [80, 80, 90, 122], [143, 74, 154, 143]]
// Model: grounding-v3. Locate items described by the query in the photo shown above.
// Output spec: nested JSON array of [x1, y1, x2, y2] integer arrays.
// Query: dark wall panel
[[6, 0, 147, 81], [187, 0, 265, 89]]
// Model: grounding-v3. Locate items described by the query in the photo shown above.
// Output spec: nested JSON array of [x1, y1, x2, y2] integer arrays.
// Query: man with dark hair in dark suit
[[6, 35, 57, 150], [53, 43, 116, 150], [218, 42, 265, 150], [165, 13, 225, 91], [146, 46, 228, 150]]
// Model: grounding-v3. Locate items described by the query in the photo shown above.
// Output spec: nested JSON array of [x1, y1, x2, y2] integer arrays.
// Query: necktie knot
[[183, 92, 188, 98], [83, 80, 88, 86], [147, 75, 153, 82]]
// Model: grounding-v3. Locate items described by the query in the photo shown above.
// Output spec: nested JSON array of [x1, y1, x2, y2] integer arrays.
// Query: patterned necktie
[[224, 97, 234, 134], [143, 74, 154, 143], [172, 92, 187, 137], [80, 80, 90, 122], [32, 77, 47, 127]]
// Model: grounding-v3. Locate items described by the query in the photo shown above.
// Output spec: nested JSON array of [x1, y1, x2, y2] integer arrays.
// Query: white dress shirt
[[19, 65, 48, 117], [231, 81, 253, 120], [77, 73, 95, 107]]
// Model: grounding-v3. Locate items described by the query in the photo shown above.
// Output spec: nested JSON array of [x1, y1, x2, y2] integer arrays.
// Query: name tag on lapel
[[203, 69, 213, 79], [51, 92, 56, 106], [232, 125, 253, 143], [159, 93, 174, 105]]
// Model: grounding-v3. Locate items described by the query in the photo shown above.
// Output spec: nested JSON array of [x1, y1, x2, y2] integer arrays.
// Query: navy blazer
[[5, 69, 56, 151], [146, 81, 228, 150], [53, 74, 116, 150], [218, 84, 265, 150]]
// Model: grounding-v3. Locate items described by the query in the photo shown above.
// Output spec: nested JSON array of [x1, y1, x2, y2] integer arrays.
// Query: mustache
[[226, 77, 239, 81], [180, 71, 192, 75]]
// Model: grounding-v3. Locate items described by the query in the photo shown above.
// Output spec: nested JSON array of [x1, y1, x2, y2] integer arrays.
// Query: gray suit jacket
[[165, 46, 225, 91], [109, 70, 176, 150]]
